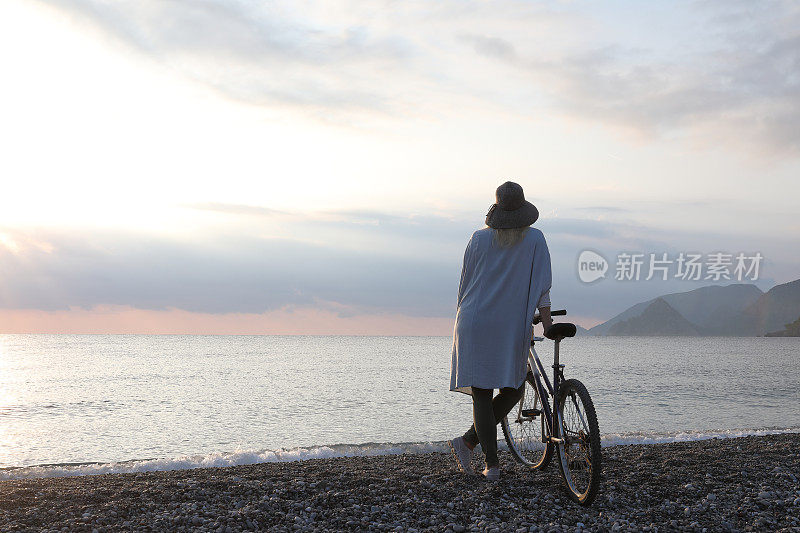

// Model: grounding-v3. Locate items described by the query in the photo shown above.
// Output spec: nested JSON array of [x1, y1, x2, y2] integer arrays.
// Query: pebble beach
[[1, 433, 798, 532]]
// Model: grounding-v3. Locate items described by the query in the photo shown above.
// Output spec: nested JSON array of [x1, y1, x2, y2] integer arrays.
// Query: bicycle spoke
[[570, 394, 590, 434], [559, 383, 596, 499], [515, 389, 525, 421], [502, 374, 552, 469]]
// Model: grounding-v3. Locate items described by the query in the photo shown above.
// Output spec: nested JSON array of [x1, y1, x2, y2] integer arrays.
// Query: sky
[[0, 0, 798, 334]]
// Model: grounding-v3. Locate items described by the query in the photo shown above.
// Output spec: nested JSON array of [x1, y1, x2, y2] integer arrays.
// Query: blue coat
[[450, 227, 552, 394]]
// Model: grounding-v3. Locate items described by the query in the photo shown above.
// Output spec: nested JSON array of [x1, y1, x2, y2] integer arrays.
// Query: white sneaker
[[482, 466, 500, 481], [447, 437, 474, 474]]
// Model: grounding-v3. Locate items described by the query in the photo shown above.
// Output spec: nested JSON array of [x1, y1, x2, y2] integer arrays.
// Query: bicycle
[[500, 309, 602, 505]]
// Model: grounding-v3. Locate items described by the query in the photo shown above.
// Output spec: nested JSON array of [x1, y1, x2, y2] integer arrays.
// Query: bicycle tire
[[501, 372, 553, 470], [555, 378, 601, 505]]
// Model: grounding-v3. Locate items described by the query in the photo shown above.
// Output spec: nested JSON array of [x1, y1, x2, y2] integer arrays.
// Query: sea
[[1, 335, 798, 480]]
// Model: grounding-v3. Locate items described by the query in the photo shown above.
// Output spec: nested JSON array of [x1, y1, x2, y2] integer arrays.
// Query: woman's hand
[[538, 306, 553, 335], [532, 307, 554, 338]]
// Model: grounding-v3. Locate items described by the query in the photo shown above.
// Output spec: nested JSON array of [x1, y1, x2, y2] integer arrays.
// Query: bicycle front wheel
[[556, 379, 601, 505], [501, 373, 552, 469]]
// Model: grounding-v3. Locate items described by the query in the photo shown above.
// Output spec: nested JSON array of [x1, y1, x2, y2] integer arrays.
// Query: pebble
[[0, 433, 798, 532]]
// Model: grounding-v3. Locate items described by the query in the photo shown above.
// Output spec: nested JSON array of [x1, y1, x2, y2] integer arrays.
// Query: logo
[[575, 250, 762, 283], [577, 250, 608, 283]]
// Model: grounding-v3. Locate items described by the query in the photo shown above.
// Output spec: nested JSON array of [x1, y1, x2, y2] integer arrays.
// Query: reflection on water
[[0, 334, 798, 468]]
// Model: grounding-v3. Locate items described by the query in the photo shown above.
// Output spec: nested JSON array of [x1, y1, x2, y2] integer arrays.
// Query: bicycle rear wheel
[[501, 373, 552, 469], [556, 379, 601, 505]]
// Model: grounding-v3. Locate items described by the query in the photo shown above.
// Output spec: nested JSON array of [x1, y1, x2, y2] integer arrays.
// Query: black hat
[[485, 181, 539, 229]]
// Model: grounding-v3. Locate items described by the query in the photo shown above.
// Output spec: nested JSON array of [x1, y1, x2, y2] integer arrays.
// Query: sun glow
[[0, 1, 401, 231], [0, 233, 21, 254]]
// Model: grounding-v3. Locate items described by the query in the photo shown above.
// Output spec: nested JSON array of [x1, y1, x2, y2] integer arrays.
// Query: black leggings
[[462, 383, 525, 467]]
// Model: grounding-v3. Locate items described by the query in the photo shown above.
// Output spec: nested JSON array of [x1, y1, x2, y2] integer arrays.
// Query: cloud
[[3, 183, 799, 331], [3, 204, 791, 330], [182, 202, 481, 250], [0, 226, 461, 317], [39, 0, 413, 115], [186, 202, 287, 217], [37, 0, 800, 154], [185, 201, 740, 254], [460, 4, 800, 155], [458, 34, 516, 61], [572, 206, 632, 213]]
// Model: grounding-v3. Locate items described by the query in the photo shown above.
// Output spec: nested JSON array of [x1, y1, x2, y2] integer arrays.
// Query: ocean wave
[[0, 441, 449, 480], [599, 426, 800, 447], [2, 427, 797, 481]]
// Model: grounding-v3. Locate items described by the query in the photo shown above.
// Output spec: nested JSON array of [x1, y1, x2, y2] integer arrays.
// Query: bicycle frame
[[528, 336, 565, 444], [506, 313, 602, 505]]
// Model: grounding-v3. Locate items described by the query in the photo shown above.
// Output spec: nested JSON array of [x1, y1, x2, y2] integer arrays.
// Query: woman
[[448, 181, 553, 481]]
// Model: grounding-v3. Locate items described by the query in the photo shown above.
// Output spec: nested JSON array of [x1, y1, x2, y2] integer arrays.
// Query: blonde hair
[[491, 226, 530, 248]]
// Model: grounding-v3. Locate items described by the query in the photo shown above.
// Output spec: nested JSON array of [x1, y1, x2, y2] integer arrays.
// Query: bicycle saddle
[[545, 322, 577, 340]]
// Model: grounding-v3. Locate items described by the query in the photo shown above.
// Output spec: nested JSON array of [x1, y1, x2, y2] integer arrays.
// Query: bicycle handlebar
[[532, 309, 566, 325]]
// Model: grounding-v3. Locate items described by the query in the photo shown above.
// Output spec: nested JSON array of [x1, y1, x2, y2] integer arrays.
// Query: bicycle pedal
[[521, 408, 541, 417]]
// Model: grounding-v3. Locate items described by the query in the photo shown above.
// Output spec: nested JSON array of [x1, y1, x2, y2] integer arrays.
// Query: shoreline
[[4, 427, 799, 482], [2, 433, 799, 532]]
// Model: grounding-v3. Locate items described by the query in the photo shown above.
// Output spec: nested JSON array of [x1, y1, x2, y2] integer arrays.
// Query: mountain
[[737, 279, 800, 336], [606, 298, 700, 336], [765, 316, 800, 337], [589, 279, 800, 336], [589, 284, 763, 336]]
